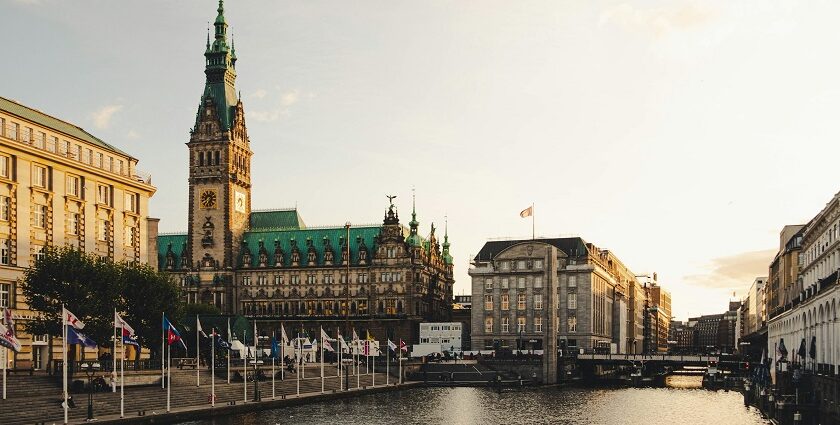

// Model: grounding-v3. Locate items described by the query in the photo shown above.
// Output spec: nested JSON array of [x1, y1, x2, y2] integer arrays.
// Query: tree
[[184, 303, 221, 316], [22, 247, 183, 359]]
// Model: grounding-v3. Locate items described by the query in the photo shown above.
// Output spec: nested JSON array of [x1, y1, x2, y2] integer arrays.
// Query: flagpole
[[337, 332, 342, 391], [532, 203, 535, 240], [113, 308, 117, 393], [166, 339, 171, 413], [62, 305, 68, 425], [399, 340, 403, 385], [243, 329, 247, 403], [296, 333, 300, 397], [2, 345, 6, 400], [372, 341, 376, 387], [271, 331, 275, 399], [195, 314, 201, 387], [161, 312, 165, 389], [211, 327, 215, 407], [355, 333, 359, 389], [226, 318, 231, 384], [320, 326, 325, 394], [280, 324, 285, 382], [386, 340, 390, 386], [120, 326, 124, 418]]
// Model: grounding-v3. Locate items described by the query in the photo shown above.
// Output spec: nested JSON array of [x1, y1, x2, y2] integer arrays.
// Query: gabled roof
[[0, 96, 132, 158], [473, 237, 588, 262], [240, 225, 381, 267], [249, 209, 305, 231]]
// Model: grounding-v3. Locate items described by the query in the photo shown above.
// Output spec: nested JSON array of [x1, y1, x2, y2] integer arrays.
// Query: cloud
[[599, 2, 718, 38], [126, 130, 140, 140], [249, 89, 268, 99], [90, 105, 123, 129], [683, 249, 776, 290], [249, 89, 305, 122], [280, 90, 300, 107]]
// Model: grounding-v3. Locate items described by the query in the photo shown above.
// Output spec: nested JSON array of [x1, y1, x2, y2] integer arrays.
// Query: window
[[517, 260, 526, 270], [96, 152, 103, 168], [534, 294, 543, 310], [21, 127, 31, 144], [568, 275, 577, 287], [517, 317, 526, 333], [86, 149, 93, 165], [501, 278, 509, 289], [501, 317, 510, 333], [0, 283, 9, 308], [117, 160, 124, 175], [97, 184, 111, 206], [568, 316, 577, 332], [7, 122, 17, 140], [534, 276, 543, 288], [0, 196, 8, 221], [485, 278, 493, 291], [48, 136, 58, 152], [517, 293, 526, 310], [274, 275, 283, 285], [243, 276, 251, 285], [35, 132, 45, 149], [484, 295, 493, 310], [32, 165, 47, 188], [500, 261, 509, 270], [66, 175, 80, 197], [257, 275, 267, 285], [0, 240, 8, 265], [568, 292, 577, 310], [33, 204, 46, 228], [535, 317, 543, 333], [97, 219, 109, 241], [124, 226, 135, 247], [534, 259, 543, 269], [68, 213, 79, 235], [501, 294, 509, 310], [62, 141, 71, 156], [484, 317, 493, 333], [0, 155, 9, 178], [33, 245, 45, 262], [290, 275, 300, 285], [124, 192, 137, 213], [517, 277, 525, 289]]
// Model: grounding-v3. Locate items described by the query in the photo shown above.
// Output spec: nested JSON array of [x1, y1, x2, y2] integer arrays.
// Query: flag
[[163, 316, 187, 350], [270, 336, 279, 358], [352, 329, 359, 342], [797, 338, 806, 359], [0, 308, 21, 352], [399, 339, 408, 352], [64, 308, 85, 330], [388, 339, 397, 353], [338, 333, 348, 352], [114, 311, 135, 335], [520, 206, 533, 218], [809, 336, 817, 359], [321, 328, 334, 352], [778, 338, 788, 361], [363, 340, 370, 356], [216, 333, 232, 350], [366, 330, 375, 341], [66, 326, 97, 348], [281, 325, 289, 344], [196, 317, 208, 338], [122, 328, 139, 347]]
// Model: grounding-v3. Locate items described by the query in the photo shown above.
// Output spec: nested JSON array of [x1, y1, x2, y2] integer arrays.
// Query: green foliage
[[21, 246, 183, 355], [184, 303, 221, 316]]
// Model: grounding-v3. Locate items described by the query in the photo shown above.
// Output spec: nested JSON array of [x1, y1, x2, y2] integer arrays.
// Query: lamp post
[[81, 361, 101, 421], [252, 359, 263, 402]]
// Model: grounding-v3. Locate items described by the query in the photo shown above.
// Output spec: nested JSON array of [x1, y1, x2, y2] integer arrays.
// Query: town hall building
[[157, 0, 454, 344]]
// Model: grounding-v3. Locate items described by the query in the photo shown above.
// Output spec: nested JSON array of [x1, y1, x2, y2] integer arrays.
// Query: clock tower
[[187, 0, 252, 277]]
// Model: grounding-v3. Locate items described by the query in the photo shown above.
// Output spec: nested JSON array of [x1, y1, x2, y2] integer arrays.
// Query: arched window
[[199, 151, 205, 166]]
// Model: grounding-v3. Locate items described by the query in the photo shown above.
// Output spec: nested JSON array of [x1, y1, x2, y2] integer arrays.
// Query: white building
[[412, 322, 464, 357]]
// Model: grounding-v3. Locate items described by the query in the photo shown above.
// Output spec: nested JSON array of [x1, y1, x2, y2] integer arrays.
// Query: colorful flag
[[321, 328, 334, 352], [196, 317, 208, 338], [114, 311, 135, 335], [122, 328, 139, 347], [64, 308, 85, 330], [0, 308, 21, 352], [520, 206, 533, 218], [352, 329, 359, 342], [270, 336, 280, 358], [163, 316, 187, 350], [388, 339, 397, 353], [281, 325, 289, 344], [66, 326, 97, 348], [216, 333, 232, 350], [399, 339, 408, 352], [366, 330, 375, 341]]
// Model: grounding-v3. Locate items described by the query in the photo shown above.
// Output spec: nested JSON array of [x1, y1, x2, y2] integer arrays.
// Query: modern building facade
[[0, 96, 156, 369], [157, 1, 454, 344], [469, 237, 642, 355], [413, 322, 465, 356]]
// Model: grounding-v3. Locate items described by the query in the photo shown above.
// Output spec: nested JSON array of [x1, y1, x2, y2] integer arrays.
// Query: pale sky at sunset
[[4, 0, 840, 320]]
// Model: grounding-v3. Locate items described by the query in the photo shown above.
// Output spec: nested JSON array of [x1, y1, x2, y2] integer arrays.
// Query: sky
[[3, 0, 840, 320]]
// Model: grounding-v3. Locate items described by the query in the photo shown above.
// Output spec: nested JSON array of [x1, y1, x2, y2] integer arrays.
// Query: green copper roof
[[198, 0, 238, 131], [250, 209, 305, 231], [240, 226, 381, 267], [0, 96, 132, 158], [158, 233, 188, 268]]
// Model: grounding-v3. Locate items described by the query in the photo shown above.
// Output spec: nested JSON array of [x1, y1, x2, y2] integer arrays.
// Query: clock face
[[200, 190, 217, 209], [234, 190, 246, 213]]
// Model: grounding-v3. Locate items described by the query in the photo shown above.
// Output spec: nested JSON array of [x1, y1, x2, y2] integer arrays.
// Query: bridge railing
[[576, 353, 720, 363]]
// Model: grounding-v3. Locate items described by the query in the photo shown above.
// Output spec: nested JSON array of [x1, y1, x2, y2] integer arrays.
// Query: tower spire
[[199, 0, 238, 131]]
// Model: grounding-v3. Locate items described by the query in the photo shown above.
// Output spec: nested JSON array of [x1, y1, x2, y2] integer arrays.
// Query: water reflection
[[182, 376, 766, 425]]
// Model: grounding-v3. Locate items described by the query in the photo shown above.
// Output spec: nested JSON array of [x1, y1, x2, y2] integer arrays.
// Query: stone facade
[[157, 1, 454, 344], [469, 238, 643, 355], [0, 96, 156, 369]]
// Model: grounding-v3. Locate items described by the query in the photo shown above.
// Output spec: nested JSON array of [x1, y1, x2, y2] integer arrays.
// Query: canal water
[[181, 376, 767, 425]]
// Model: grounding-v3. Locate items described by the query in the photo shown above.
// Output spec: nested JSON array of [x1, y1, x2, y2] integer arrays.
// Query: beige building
[[767, 225, 804, 320], [0, 96, 156, 370]]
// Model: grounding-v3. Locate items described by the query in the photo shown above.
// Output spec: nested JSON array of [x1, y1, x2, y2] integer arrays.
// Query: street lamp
[[252, 359, 264, 401], [81, 362, 101, 421]]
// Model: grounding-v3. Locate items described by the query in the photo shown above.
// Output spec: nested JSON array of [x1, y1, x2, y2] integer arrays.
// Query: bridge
[[577, 354, 720, 365]]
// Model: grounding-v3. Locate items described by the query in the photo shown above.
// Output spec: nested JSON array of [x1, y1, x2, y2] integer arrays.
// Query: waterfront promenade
[[0, 365, 402, 425]]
